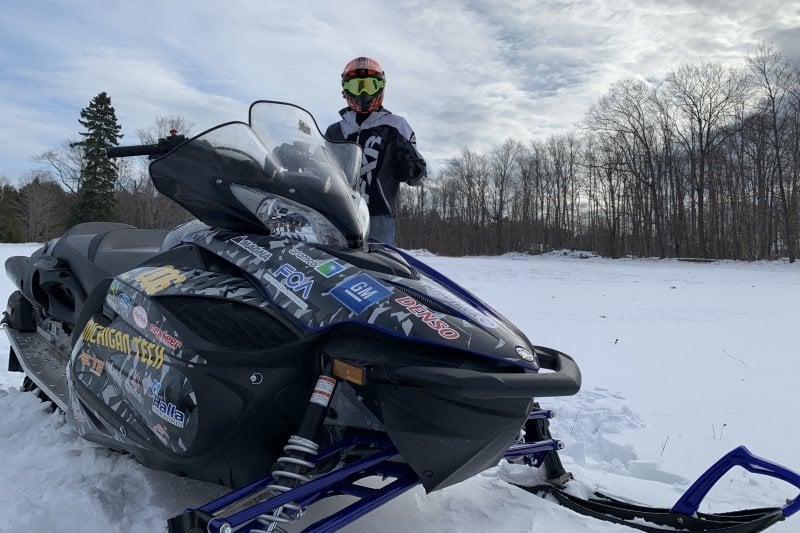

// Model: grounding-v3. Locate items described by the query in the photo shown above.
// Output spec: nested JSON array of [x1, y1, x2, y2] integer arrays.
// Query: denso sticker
[[330, 273, 392, 315], [395, 295, 460, 340]]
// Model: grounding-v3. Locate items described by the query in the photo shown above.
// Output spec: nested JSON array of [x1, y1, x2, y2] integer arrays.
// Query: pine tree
[[0, 182, 23, 242], [70, 92, 122, 224]]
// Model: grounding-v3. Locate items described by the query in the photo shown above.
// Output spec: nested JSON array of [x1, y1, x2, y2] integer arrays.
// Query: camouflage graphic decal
[[186, 229, 532, 364]]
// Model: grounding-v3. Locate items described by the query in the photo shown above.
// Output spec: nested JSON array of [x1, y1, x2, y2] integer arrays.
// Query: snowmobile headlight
[[230, 183, 348, 246]]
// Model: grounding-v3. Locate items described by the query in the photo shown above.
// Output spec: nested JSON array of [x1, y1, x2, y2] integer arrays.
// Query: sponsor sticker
[[288, 247, 318, 267], [80, 318, 165, 369], [152, 423, 170, 439], [134, 266, 186, 295], [330, 273, 392, 315], [288, 247, 347, 278], [273, 264, 314, 299], [147, 380, 186, 429], [395, 295, 460, 340], [132, 306, 148, 329], [117, 293, 132, 314], [421, 280, 499, 329], [78, 351, 105, 377], [230, 235, 273, 262], [315, 259, 346, 278], [149, 323, 183, 350]]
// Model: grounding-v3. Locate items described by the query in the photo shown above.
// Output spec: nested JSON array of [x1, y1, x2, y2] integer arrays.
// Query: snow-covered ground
[[1, 243, 798, 532]]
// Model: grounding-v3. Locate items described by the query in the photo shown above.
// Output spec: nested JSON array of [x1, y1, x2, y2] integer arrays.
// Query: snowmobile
[[2, 100, 799, 533]]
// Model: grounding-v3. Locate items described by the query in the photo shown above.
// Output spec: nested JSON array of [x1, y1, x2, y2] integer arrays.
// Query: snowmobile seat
[[51, 222, 169, 296]]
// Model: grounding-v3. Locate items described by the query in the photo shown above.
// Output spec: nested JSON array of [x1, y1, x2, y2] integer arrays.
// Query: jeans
[[369, 215, 396, 245]]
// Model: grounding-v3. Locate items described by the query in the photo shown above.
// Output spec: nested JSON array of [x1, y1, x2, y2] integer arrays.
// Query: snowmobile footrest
[[4, 327, 70, 411]]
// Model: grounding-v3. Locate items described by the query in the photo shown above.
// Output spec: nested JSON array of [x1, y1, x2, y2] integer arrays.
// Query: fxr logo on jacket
[[360, 135, 382, 199]]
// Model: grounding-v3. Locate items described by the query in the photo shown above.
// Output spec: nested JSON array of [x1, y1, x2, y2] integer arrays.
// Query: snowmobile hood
[[178, 229, 539, 370]]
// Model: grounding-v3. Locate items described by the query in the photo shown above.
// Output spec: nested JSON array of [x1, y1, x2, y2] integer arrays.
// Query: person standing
[[325, 56, 426, 245]]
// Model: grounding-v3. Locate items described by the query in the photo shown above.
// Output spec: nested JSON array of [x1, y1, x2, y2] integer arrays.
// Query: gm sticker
[[330, 273, 392, 315]]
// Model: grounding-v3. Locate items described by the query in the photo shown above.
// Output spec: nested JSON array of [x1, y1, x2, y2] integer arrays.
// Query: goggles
[[342, 77, 385, 96]]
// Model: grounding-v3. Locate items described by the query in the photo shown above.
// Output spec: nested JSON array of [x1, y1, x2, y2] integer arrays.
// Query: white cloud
[[0, 0, 798, 179]]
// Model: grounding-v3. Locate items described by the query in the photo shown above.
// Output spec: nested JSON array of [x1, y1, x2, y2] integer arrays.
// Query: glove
[[405, 154, 426, 185], [275, 142, 309, 171], [395, 142, 426, 184]]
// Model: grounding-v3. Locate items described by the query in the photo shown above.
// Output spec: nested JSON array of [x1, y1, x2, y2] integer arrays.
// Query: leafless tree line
[[398, 45, 800, 261], [3, 47, 798, 261]]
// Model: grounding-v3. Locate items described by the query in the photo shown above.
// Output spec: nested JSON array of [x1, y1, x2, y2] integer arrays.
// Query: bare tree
[[747, 44, 799, 261], [115, 115, 196, 230], [136, 115, 195, 144], [32, 140, 85, 194], [15, 170, 69, 241], [664, 62, 748, 256], [585, 79, 669, 257], [487, 139, 521, 253], [400, 45, 800, 261]]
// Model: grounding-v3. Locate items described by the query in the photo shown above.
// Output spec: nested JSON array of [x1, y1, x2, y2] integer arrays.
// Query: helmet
[[341, 56, 385, 113]]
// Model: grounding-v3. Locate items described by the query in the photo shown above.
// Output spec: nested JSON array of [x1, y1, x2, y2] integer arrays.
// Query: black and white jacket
[[326, 107, 426, 217]]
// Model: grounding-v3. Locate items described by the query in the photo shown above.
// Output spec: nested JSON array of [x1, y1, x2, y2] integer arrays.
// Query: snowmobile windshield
[[149, 101, 369, 248]]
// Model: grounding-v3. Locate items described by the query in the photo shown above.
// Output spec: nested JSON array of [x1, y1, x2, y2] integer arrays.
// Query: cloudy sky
[[1, 0, 799, 180]]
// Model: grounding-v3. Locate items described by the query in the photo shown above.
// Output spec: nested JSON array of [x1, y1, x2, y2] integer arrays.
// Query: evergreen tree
[[70, 92, 122, 224], [0, 182, 23, 242]]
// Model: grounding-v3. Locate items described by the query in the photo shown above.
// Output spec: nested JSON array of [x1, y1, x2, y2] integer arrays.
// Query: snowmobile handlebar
[[106, 134, 188, 159]]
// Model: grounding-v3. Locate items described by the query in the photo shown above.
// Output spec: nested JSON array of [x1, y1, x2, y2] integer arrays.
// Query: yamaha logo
[[515, 346, 535, 362]]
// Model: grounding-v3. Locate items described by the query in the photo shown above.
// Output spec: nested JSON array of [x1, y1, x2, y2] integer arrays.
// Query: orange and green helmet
[[341, 56, 385, 113]]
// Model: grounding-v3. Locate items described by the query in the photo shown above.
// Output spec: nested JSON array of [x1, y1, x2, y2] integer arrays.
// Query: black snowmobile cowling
[[8, 101, 795, 533]]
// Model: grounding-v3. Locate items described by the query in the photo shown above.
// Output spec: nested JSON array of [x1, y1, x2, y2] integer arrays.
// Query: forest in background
[[2, 45, 798, 261], [399, 44, 800, 261]]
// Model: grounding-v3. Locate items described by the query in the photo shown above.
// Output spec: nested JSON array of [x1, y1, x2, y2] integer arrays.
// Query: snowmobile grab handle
[[388, 346, 581, 399]]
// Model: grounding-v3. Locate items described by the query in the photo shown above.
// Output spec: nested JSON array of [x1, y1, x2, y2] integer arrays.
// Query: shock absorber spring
[[251, 374, 337, 533]]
